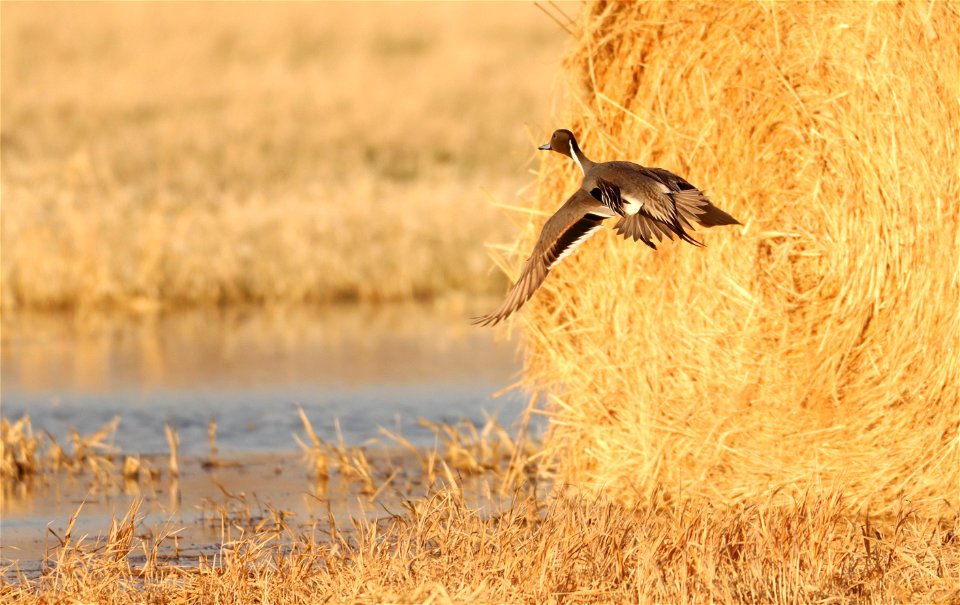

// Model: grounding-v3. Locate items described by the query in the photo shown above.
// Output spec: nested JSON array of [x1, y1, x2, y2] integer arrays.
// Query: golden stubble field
[[1, 2, 564, 311], [3, 409, 959, 604], [2, 2, 959, 603]]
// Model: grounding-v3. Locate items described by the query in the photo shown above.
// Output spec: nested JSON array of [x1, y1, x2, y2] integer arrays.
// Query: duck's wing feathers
[[645, 167, 741, 228], [592, 165, 740, 248], [473, 189, 608, 327], [613, 212, 678, 249], [591, 172, 702, 247]]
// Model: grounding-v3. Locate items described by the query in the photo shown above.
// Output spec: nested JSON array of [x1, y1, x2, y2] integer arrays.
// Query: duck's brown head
[[539, 129, 589, 174], [538, 129, 579, 158]]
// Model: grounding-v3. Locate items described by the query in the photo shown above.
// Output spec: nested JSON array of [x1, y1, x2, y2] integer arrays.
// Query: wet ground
[[1, 301, 534, 577], [1, 448, 528, 579]]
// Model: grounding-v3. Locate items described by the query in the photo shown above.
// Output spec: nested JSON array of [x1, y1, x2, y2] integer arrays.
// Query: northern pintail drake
[[474, 129, 741, 327]]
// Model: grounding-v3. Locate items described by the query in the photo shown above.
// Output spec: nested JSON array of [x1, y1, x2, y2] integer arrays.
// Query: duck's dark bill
[[538, 143, 552, 150]]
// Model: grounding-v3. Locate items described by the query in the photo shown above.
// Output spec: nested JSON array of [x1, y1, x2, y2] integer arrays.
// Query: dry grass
[[0, 3, 563, 311], [493, 1, 960, 517], [1, 410, 534, 503], [3, 478, 958, 603], [289, 407, 533, 499], [1, 414, 126, 482], [4, 413, 959, 603]]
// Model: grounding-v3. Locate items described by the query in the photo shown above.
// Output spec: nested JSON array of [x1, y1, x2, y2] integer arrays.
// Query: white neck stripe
[[569, 141, 584, 176]]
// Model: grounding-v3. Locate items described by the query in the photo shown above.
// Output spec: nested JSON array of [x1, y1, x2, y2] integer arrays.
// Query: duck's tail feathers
[[697, 203, 742, 227], [671, 189, 742, 228]]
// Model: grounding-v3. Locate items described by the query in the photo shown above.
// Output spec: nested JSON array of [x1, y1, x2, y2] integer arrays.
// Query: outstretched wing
[[473, 190, 608, 327]]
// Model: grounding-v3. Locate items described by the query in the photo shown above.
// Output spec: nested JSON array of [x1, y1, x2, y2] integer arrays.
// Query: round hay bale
[[516, 2, 958, 514]]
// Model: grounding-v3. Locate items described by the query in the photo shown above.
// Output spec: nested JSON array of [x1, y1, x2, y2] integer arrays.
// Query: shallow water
[[1, 302, 533, 573], [1, 449, 530, 575], [1, 301, 528, 454]]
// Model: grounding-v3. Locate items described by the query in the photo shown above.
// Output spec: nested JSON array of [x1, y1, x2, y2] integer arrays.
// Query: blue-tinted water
[[0, 302, 531, 454], [1, 302, 542, 569]]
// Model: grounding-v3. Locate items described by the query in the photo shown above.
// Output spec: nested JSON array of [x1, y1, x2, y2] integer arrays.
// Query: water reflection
[[1, 301, 527, 454], [3, 301, 519, 390], [0, 453, 380, 567]]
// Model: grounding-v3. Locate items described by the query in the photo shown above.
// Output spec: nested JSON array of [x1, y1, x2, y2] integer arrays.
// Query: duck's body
[[474, 129, 741, 327]]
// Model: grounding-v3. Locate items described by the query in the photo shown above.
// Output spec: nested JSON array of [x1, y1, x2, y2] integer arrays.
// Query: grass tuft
[[4, 484, 957, 603]]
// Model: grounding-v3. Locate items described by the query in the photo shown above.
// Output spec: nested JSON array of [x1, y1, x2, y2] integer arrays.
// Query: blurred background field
[[1, 3, 562, 587], [1, 2, 565, 311]]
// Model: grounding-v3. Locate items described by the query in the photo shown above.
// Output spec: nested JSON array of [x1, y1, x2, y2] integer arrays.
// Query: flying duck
[[474, 129, 741, 327]]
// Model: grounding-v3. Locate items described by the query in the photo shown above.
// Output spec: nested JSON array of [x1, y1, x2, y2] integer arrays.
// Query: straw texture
[[511, 2, 959, 514]]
